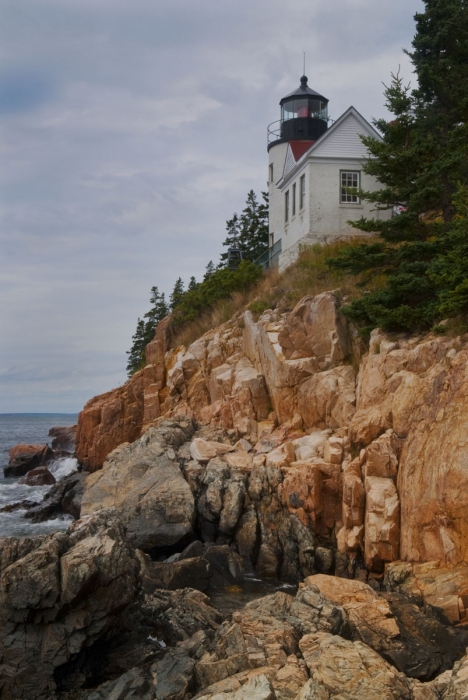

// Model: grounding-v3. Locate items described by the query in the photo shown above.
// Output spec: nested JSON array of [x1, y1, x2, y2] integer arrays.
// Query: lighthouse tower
[[267, 76, 329, 261]]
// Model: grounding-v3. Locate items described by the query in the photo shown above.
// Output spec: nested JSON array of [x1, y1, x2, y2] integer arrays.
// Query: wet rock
[[306, 574, 468, 681], [49, 425, 77, 453], [203, 545, 244, 586], [140, 588, 222, 645], [384, 592, 468, 681], [26, 472, 85, 522], [81, 420, 195, 551], [139, 552, 212, 593], [4, 443, 54, 478], [18, 466, 56, 486], [385, 561, 468, 625]]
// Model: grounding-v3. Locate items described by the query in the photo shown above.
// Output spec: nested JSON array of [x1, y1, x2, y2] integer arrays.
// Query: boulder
[[81, 420, 195, 552], [305, 574, 468, 681], [48, 425, 77, 452], [25, 471, 84, 522], [18, 466, 56, 486], [86, 668, 154, 700], [385, 561, 468, 626], [0, 511, 141, 699], [4, 444, 54, 478], [203, 545, 244, 586], [139, 553, 212, 593], [299, 632, 413, 699]]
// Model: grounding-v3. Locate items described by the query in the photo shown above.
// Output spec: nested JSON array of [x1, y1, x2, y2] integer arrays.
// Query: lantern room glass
[[281, 98, 328, 122]]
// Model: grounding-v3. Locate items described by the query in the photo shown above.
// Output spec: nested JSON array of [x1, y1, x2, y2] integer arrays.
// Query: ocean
[[0, 413, 79, 537]]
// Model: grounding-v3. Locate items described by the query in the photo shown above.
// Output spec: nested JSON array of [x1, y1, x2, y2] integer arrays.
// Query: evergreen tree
[[170, 277, 185, 310], [239, 190, 269, 261], [126, 287, 169, 376], [221, 190, 269, 264], [204, 261, 216, 281], [188, 276, 198, 292], [327, 0, 468, 334], [220, 214, 241, 262], [143, 286, 169, 345], [126, 318, 146, 375]]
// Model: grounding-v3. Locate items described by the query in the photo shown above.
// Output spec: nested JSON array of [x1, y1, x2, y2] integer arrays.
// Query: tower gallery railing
[[254, 239, 282, 270]]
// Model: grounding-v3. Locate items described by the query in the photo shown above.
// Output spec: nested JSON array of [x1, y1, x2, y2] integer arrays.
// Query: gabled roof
[[278, 106, 382, 188]]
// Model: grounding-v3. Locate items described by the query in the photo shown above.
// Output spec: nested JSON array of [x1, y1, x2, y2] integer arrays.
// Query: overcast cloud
[[0, 0, 423, 412]]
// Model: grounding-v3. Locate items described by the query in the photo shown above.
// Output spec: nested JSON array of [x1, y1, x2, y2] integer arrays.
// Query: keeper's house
[[264, 75, 391, 271]]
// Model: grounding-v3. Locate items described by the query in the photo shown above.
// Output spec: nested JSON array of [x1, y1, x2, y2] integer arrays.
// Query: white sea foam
[[48, 457, 78, 480]]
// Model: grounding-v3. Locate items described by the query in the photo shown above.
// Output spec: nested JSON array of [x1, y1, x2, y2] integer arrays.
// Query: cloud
[[0, 0, 424, 411]]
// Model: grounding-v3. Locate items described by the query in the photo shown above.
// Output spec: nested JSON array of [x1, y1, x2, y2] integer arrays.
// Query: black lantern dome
[[279, 75, 329, 142]]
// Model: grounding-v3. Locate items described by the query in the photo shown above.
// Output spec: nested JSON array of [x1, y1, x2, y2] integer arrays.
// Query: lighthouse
[[266, 76, 390, 271]]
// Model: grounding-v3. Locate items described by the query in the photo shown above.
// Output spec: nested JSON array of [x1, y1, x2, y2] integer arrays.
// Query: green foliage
[[171, 260, 263, 327], [126, 287, 169, 376], [170, 277, 185, 311], [327, 0, 468, 333], [126, 319, 147, 376], [221, 190, 269, 263]]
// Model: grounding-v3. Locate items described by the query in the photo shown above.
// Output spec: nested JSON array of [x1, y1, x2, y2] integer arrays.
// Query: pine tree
[[170, 277, 185, 310], [143, 286, 169, 345], [221, 191, 269, 264], [239, 190, 269, 261], [327, 0, 468, 334], [204, 261, 216, 281], [188, 276, 198, 292], [126, 319, 146, 375], [220, 214, 241, 262]]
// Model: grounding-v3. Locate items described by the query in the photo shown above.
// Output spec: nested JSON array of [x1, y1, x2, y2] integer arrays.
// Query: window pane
[[282, 100, 294, 121], [294, 99, 308, 118], [341, 171, 360, 203]]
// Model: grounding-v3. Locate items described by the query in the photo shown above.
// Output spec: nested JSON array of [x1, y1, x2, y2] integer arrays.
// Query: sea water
[[0, 413, 78, 537]]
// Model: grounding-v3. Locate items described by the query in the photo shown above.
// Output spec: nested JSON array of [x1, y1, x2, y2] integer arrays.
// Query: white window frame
[[285, 190, 289, 223], [340, 170, 361, 204], [269, 164, 274, 183], [299, 174, 306, 209]]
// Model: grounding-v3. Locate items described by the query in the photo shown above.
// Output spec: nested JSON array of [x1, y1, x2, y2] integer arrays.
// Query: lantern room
[[278, 75, 328, 143]]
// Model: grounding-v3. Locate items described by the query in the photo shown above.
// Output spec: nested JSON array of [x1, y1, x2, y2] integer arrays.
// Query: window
[[292, 183, 296, 216], [269, 232, 274, 248], [269, 164, 274, 183], [300, 175, 305, 209], [341, 171, 360, 203], [285, 191, 289, 223]]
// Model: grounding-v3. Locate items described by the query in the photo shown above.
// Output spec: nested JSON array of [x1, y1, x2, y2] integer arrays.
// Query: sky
[[0, 0, 424, 413]]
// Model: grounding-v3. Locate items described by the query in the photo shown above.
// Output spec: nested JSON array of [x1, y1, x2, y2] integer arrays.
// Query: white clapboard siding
[[311, 114, 370, 159], [282, 144, 297, 178]]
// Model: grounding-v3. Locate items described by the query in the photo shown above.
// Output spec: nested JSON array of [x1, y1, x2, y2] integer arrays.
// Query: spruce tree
[[170, 277, 185, 310], [327, 0, 468, 334], [221, 191, 269, 264], [188, 276, 198, 292], [126, 319, 146, 375], [239, 190, 269, 261], [204, 261, 216, 281], [220, 214, 241, 262], [143, 286, 169, 345]]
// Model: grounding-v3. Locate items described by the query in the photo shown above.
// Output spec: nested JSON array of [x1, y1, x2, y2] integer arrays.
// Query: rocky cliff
[[5, 288, 468, 698], [77, 290, 468, 582]]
